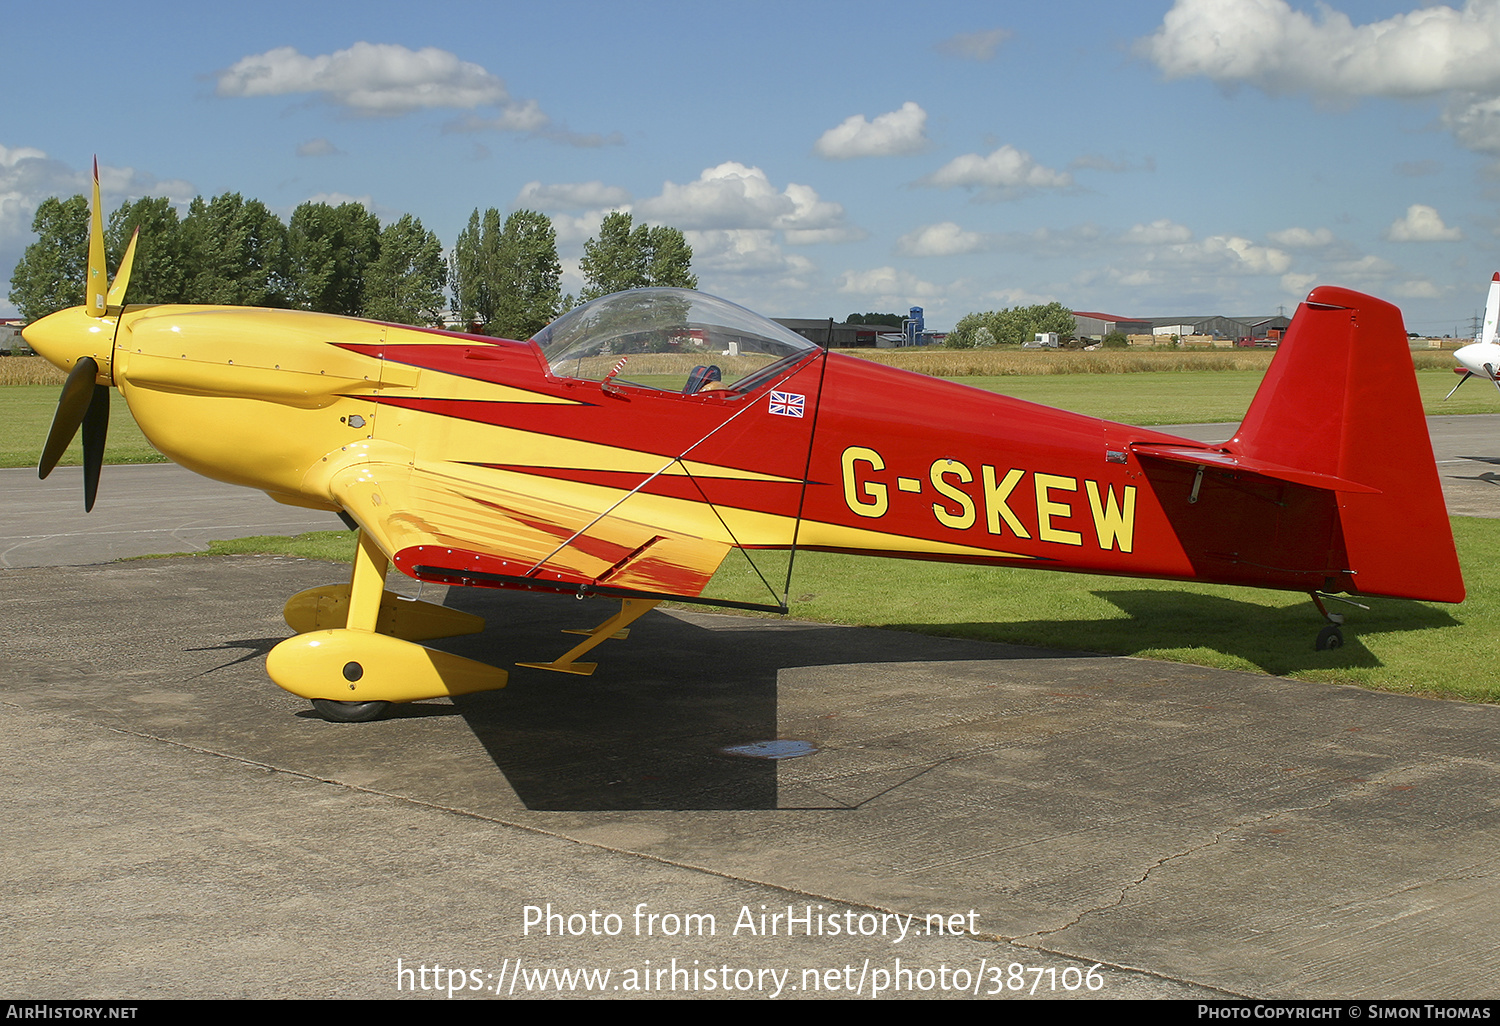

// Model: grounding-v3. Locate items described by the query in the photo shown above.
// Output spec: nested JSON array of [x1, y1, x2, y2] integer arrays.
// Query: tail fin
[[1483, 272, 1500, 347], [1227, 286, 1463, 602]]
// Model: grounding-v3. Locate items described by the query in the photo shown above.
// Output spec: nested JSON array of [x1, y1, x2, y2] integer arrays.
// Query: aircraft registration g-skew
[[25, 168, 1464, 721]]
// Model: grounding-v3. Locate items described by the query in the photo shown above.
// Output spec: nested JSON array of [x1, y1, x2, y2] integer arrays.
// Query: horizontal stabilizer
[[1130, 443, 1380, 494]]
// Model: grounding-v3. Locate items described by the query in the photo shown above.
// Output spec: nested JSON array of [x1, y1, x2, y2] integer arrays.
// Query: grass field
[[184, 516, 1498, 703]]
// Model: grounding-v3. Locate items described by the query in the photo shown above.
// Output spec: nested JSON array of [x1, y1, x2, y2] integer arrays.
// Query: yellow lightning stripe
[[398, 364, 580, 404], [375, 403, 799, 482]]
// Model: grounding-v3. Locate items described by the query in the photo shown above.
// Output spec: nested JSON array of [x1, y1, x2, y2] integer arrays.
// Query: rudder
[[1227, 287, 1463, 602]]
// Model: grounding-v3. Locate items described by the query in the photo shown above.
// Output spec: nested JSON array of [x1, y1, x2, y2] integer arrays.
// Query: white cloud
[[636, 163, 853, 236], [1139, 1, 1500, 155], [836, 266, 945, 303], [1267, 226, 1334, 248], [933, 28, 1012, 62], [1281, 272, 1319, 296], [296, 138, 341, 157], [449, 100, 550, 132], [1121, 219, 1194, 245], [688, 229, 817, 279], [897, 221, 988, 256], [1385, 204, 1464, 241], [1197, 235, 1292, 274], [814, 102, 929, 159], [517, 181, 631, 210], [1138, 0, 1500, 98], [921, 145, 1073, 197], [1392, 278, 1445, 298], [217, 43, 511, 115]]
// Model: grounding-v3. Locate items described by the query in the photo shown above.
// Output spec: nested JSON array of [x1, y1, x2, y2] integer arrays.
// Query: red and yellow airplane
[[24, 166, 1464, 721]]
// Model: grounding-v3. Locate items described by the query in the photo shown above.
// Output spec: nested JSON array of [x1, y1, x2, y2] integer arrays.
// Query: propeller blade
[[1444, 371, 1473, 401], [81, 385, 109, 512], [106, 227, 139, 307], [38, 357, 100, 479], [85, 159, 107, 318]]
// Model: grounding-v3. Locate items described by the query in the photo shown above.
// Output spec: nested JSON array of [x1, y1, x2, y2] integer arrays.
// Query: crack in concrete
[[1020, 774, 1402, 944]]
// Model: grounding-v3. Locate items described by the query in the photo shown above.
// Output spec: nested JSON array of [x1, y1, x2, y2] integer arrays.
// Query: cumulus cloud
[[215, 42, 615, 145], [1121, 219, 1194, 245], [636, 162, 855, 237], [897, 221, 988, 256], [814, 102, 929, 159], [687, 229, 817, 281], [933, 28, 1012, 61], [516, 181, 631, 210], [1138, 0, 1500, 97], [217, 43, 510, 114], [836, 266, 945, 303], [1281, 272, 1319, 296], [1138, 1, 1500, 154], [296, 138, 341, 157], [921, 145, 1073, 198], [1385, 204, 1464, 241], [1267, 226, 1335, 248]]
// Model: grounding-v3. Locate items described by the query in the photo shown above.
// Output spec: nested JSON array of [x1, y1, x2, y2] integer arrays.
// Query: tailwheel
[[311, 699, 391, 723], [1314, 624, 1344, 651], [1310, 591, 1365, 652]]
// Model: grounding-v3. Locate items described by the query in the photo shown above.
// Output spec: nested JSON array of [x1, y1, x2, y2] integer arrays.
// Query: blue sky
[[4, 0, 1499, 334]]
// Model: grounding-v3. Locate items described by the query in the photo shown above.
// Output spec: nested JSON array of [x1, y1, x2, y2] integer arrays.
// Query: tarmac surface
[[4, 417, 1500, 1000]]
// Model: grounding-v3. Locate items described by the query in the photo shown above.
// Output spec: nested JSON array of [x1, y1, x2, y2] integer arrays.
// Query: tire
[[1315, 625, 1344, 651], [311, 699, 391, 723]]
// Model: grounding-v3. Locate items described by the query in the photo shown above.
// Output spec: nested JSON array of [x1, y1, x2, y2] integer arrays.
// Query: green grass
[[184, 518, 1498, 703], [0, 384, 167, 467]]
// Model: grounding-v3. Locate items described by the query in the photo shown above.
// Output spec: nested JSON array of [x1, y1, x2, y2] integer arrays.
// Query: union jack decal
[[768, 391, 805, 418]]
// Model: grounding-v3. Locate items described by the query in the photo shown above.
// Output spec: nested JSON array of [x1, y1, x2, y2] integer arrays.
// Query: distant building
[[1074, 310, 1292, 346], [1072, 311, 1152, 340], [774, 319, 906, 348], [0, 319, 29, 355]]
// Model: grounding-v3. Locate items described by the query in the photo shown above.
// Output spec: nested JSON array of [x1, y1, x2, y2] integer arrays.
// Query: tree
[[286, 201, 381, 316], [450, 207, 504, 329], [9, 195, 88, 321], [579, 212, 696, 301], [363, 214, 447, 326], [946, 302, 1076, 348], [846, 312, 905, 326], [644, 224, 696, 291], [180, 193, 290, 307], [491, 210, 561, 340], [107, 196, 185, 305]]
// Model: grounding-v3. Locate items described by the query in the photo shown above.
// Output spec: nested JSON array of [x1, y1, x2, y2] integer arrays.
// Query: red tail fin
[[1227, 287, 1463, 602]]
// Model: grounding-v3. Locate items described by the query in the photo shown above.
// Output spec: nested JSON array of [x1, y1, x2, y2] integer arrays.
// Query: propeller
[[38, 357, 109, 511], [31, 158, 134, 511]]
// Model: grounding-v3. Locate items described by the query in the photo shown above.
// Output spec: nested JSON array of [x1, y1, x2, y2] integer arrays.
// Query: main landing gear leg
[[267, 530, 507, 720], [517, 598, 660, 676]]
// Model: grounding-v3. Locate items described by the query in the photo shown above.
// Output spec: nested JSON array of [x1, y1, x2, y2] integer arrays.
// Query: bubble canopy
[[534, 288, 818, 394]]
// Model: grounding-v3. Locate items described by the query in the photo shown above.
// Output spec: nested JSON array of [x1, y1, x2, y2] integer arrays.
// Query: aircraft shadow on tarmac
[[883, 588, 1459, 678], [337, 584, 1459, 813], [398, 588, 1090, 813]]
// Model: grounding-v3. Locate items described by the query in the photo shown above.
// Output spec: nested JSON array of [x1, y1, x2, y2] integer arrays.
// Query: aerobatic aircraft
[[24, 166, 1464, 721], [1447, 272, 1500, 399]]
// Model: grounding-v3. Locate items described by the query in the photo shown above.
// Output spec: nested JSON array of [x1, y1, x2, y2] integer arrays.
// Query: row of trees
[[946, 302, 1077, 349], [9, 195, 695, 338]]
